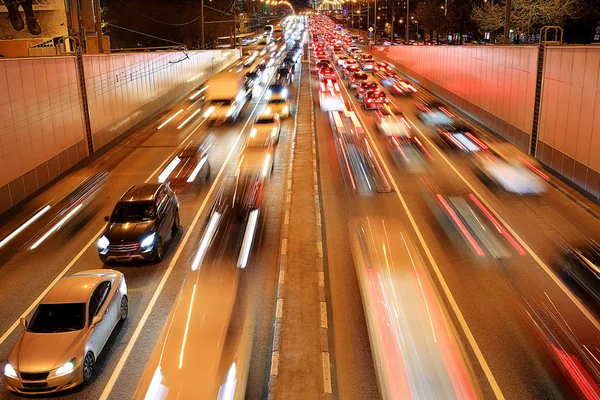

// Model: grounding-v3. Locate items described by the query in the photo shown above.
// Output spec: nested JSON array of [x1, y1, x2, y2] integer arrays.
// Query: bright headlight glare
[[271, 127, 278, 137], [226, 106, 235, 117], [141, 233, 156, 248], [282, 89, 288, 98], [97, 235, 109, 250], [266, 90, 272, 99], [3, 363, 17, 379], [283, 106, 289, 114], [54, 358, 75, 377]]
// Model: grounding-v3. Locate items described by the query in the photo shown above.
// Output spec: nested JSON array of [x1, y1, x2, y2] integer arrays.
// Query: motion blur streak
[[338, 137, 357, 190], [177, 109, 202, 129], [158, 157, 181, 183], [468, 194, 526, 255], [192, 212, 221, 271], [157, 109, 184, 130], [187, 156, 209, 183], [179, 284, 197, 369], [436, 195, 485, 256], [238, 209, 259, 269], [518, 156, 550, 181], [29, 203, 83, 250], [217, 363, 237, 400], [189, 85, 209, 100], [0, 205, 51, 249], [349, 217, 480, 400]]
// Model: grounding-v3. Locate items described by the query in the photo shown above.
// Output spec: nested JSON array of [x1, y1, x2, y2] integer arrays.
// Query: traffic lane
[[0, 119, 244, 400], [92, 60, 301, 400], [244, 63, 300, 399], [0, 69, 276, 397], [343, 79, 595, 398]]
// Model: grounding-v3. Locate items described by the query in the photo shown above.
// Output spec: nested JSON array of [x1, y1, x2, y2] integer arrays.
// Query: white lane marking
[[405, 112, 600, 333], [281, 238, 288, 255], [322, 352, 332, 394], [100, 64, 281, 400], [278, 270, 285, 286], [320, 302, 328, 329], [319, 271, 324, 287], [336, 73, 505, 399], [0, 224, 106, 346], [270, 351, 280, 376], [0, 205, 51, 249], [276, 299, 284, 319]]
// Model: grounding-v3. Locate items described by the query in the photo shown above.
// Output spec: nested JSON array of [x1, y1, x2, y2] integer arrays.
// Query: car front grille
[[20, 371, 49, 381], [108, 242, 139, 253], [20, 385, 57, 393]]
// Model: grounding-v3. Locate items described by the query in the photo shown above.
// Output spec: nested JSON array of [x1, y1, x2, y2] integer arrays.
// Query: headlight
[[141, 233, 156, 248], [3, 363, 17, 379], [281, 89, 288, 98], [271, 127, 278, 137], [54, 358, 75, 377], [282, 106, 289, 114], [97, 235, 109, 250], [226, 106, 235, 117]]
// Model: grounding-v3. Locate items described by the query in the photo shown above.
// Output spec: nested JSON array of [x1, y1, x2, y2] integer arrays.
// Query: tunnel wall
[[536, 46, 600, 198], [375, 45, 538, 153], [376, 44, 600, 200], [0, 49, 238, 215]]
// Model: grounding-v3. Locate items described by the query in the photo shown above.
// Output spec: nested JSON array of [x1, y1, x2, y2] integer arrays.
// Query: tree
[[472, 0, 583, 42], [414, 0, 445, 40]]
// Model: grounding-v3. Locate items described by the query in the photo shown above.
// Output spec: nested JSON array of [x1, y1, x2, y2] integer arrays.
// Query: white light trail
[[157, 109, 184, 130], [191, 212, 220, 270], [0, 205, 51, 249], [177, 109, 201, 130], [186, 156, 208, 182], [237, 209, 259, 269], [158, 157, 181, 183], [30, 204, 83, 250]]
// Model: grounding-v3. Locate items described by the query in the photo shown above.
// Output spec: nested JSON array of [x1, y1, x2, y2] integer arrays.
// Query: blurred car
[[247, 109, 281, 147], [319, 79, 344, 111], [265, 84, 291, 118], [348, 72, 369, 89], [416, 99, 459, 127], [363, 89, 390, 110], [356, 81, 379, 99], [560, 242, 600, 302], [435, 125, 484, 153], [98, 183, 179, 263], [348, 217, 481, 400], [241, 51, 257, 67], [4, 270, 128, 395], [343, 65, 361, 79], [276, 67, 293, 85], [314, 59, 332, 74], [472, 143, 547, 195], [372, 61, 392, 73], [164, 140, 211, 190], [388, 76, 417, 96], [336, 55, 349, 66], [318, 66, 336, 81], [344, 58, 358, 68], [375, 106, 411, 139]]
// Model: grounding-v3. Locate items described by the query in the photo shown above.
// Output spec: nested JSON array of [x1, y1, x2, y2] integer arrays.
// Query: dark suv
[[98, 183, 180, 263]]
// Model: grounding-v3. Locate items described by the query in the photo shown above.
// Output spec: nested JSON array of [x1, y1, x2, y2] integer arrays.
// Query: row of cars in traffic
[[1, 22, 306, 395], [309, 14, 600, 400]]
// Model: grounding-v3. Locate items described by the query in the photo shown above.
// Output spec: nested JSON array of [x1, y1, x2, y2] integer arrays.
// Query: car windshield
[[29, 303, 86, 333], [268, 99, 286, 104], [112, 201, 155, 223]]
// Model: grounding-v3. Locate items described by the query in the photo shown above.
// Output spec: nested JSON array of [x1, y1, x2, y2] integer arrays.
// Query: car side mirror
[[104, 216, 110, 222], [91, 315, 103, 326], [20, 317, 27, 328]]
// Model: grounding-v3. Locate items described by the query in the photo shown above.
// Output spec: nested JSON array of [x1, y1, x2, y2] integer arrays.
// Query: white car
[[4, 270, 128, 395], [265, 84, 291, 118], [473, 145, 547, 195], [246, 108, 281, 147], [375, 107, 411, 139], [337, 55, 349, 66]]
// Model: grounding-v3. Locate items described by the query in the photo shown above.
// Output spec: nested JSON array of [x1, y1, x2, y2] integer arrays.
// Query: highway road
[[0, 40, 301, 399], [311, 27, 600, 400]]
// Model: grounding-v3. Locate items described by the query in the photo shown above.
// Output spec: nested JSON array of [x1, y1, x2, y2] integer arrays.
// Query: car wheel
[[120, 295, 128, 322], [83, 352, 95, 382], [154, 237, 164, 261], [172, 211, 180, 233]]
